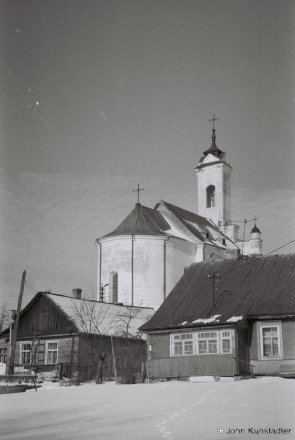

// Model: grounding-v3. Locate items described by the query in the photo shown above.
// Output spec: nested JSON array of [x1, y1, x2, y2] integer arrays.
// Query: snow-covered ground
[[0, 377, 294, 439]]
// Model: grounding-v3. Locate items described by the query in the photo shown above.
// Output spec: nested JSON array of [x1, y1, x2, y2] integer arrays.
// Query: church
[[95, 125, 263, 310]]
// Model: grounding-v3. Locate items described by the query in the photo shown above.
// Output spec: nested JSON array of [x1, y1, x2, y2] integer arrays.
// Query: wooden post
[[111, 336, 118, 384], [96, 352, 106, 384], [6, 271, 26, 375], [147, 333, 151, 383]]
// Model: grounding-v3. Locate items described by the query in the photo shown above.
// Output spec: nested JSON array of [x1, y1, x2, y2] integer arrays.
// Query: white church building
[[96, 127, 262, 310]]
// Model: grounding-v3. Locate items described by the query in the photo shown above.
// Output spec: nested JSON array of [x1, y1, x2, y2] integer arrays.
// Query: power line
[[212, 239, 295, 277]]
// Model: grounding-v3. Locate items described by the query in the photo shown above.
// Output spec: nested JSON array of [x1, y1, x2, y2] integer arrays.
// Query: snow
[[0, 378, 294, 439], [226, 315, 244, 323], [192, 314, 221, 324], [160, 214, 196, 242], [45, 293, 154, 336]]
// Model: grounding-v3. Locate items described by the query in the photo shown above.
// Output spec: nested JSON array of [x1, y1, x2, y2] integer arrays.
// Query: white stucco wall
[[196, 160, 232, 227], [98, 235, 168, 310], [165, 237, 197, 296]]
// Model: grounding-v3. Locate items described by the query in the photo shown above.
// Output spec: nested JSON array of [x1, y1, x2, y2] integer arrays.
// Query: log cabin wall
[[14, 335, 79, 370]]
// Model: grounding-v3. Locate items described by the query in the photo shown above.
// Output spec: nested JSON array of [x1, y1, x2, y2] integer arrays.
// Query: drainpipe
[[97, 241, 102, 302], [163, 237, 170, 301], [164, 240, 166, 301]]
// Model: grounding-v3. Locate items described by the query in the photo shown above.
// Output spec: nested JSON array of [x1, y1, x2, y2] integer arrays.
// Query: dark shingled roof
[[101, 203, 169, 238], [202, 129, 224, 157], [100, 200, 237, 250], [140, 254, 295, 331]]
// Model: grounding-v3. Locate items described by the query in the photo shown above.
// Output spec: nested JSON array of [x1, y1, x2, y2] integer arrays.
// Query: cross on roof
[[209, 114, 219, 130], [133, 184, 144, 204]]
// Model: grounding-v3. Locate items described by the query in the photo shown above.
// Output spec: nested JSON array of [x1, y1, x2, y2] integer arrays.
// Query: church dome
[[251, 225, 261, 234], [202, 129, 224, 158]]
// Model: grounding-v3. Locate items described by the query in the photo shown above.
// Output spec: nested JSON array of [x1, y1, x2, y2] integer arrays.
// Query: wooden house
[[0, 291, 154, 381], [139, 254, 295, 379]]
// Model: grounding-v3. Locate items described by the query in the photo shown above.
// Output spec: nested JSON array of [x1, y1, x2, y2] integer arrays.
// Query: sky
[[0, 0, 294, 310]]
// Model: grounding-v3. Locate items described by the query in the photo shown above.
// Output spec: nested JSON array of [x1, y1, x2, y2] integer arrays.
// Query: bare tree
[[67, 300, 152, 384], [67, 299, 113, 382], [111, 306, 152, 383], [0, 303, 11, 333]]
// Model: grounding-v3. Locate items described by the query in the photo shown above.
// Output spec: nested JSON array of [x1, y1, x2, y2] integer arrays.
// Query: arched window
[[109, 272, 118, 303], [206, 185, 215, 208]]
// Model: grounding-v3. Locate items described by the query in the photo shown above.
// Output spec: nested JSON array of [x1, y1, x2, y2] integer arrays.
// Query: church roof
[[139, 254, 295, 331], [158, 201, 221, 243], [99, 200, 238, 252], [202, 129, 224, 158], [196, 128, 231, 170], [101, 203, 169, 238]]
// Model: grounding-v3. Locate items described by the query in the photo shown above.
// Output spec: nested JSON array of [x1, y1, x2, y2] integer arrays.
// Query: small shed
[[139, 254, 295, 379]]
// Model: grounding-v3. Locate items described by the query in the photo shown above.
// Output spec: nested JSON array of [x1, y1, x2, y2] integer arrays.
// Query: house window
[[259, 324, 282, 359], [20, 342, 32, 365], [198, 332, 218, 354], [0, 348, 7, 363], [221, 330, 232, 354], [45, 341, 58, 364], [109, 272, 118, 303], [170, 329, 233, 357], [172, 333, 193, 356], [206, 185, 215, 208]]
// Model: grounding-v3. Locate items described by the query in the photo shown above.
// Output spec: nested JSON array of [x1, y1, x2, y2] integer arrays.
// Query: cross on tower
[[133, 184, 144, 204], [209, 114, 219, 130]]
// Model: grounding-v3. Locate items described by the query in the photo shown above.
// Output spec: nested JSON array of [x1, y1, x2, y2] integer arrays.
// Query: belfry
[[96, 121, 262, 309]]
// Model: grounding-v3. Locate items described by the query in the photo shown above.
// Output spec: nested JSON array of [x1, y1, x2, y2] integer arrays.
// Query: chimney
[[72, 288, 82, 299]]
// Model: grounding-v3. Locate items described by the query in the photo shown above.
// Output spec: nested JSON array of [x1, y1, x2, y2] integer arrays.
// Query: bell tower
[[195, 118, 232, 228]]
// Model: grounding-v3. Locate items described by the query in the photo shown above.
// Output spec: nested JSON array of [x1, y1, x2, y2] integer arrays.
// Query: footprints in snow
[[53, 396, 127, 438]]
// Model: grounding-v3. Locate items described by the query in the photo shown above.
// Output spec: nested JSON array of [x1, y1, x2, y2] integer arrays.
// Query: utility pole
[[6, 271, 26, 375]]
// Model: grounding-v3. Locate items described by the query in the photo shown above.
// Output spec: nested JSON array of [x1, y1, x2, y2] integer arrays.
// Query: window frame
[[171, 333, 194, 357], [170, 329, 234, 357], [258, 322, 283, 360], [109, 271, 118, 303], [0, 348, 7, 363], [20, 341, 32, 365], [206, 185, 215, 208], [197, 331, 218, 354], [45, 340, 58, 365]]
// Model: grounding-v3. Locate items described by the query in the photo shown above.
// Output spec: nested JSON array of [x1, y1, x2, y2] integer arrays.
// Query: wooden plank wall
[[149, 332, 237, 377], [249, 319, 295, 374], [150, 356, 236, 378], [18, 295, 73, 335], [282, 320, 295, 359]]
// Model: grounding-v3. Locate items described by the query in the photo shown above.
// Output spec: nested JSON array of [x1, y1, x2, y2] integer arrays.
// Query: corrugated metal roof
[[140, 254, 295, 331]]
